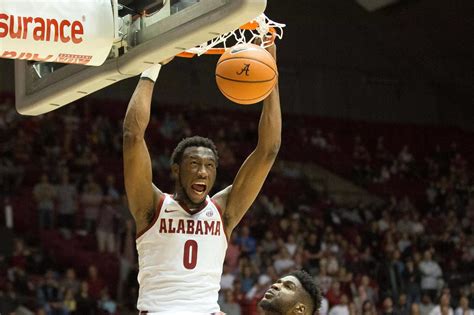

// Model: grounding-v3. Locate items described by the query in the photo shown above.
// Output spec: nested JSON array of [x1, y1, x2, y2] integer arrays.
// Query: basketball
[[215, 43, 278, 105]]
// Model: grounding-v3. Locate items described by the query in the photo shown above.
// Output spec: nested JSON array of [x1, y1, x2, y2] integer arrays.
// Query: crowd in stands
[[0, 93, 473, 315]]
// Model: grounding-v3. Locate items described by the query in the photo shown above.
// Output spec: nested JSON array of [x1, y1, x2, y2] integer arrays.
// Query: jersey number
[[183, 240, 198, 269]]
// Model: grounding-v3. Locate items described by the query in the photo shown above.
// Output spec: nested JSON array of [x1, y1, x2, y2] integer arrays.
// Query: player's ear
[[171, 163, 179, 179], [294, 303, 306, 315]]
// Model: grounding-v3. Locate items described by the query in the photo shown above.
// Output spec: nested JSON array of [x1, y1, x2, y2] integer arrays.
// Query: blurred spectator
[[80, 175, 103, 234], [361, 300, 377, 315], [327, 281, 343, 307], [375, 136, 391, 162], [329, 294, 350, 315], [63, 288, 77, 315], [37, 270, 67, 315], [454, 296, 473, 315], [159, 113, 178, 139], [273, 247, 295, 275], [317, 267, 334, 295], [98, 288, 117, 315], [10, 238, 29, 271], [381, 296, 395, 315], [236, 226, 257, 257], [0, 282, 19, 314], [379, 249, 404, 300], [0, 153, 24, 196], [226, 233, 241, 271], [398, 145, 414, 174], [86, 265, 105, 302], [312, 129, 328, 150], [403, 259, 421, 304], [320, 296, 329, 315], [239, 265, 256, 293], [220, 289, 241, 315], [96, 197, 118, 253], [221, 264, 236, 291], [75, 281, 95, 315], [358, 275, 377, 306], [260, 195, 285, 217], [59, 268, 80, 297], [245, 274, 272, 314], [396, 293, 410, 315], [33, 174, 57, 230], [74, 146, 98, 172], [56, 173, 78, 231], [284, 234, 298, 257], [419, 250, 443, 301], [104, 175, 120, 203], [429, 293, 453, 315], [303, 233, 322, 273], [117, 218, 136, 302], [419, 294, 436, 315]]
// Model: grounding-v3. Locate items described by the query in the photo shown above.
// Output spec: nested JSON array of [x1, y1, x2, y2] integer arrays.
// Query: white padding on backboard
[[0, 0, 114, 66]]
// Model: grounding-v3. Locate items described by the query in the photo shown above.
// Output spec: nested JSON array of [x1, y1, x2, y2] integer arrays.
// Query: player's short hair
[[170, 136, 219, 166], [289, 270, 322, 313]]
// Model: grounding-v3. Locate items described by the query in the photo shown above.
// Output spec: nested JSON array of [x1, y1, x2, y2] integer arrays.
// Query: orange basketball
[[215, 43, 278, 105]]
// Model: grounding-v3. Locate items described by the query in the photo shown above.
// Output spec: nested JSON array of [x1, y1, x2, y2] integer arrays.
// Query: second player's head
[[171, 136, 219, 206], [259, 270, 321, 315]]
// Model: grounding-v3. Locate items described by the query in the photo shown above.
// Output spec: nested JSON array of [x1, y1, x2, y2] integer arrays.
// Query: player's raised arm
[[123, 63, 168, 232], [213, 44, 282, 236]]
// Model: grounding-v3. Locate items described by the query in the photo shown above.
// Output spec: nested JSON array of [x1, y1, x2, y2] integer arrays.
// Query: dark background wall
[[1, 0, 472, 128]]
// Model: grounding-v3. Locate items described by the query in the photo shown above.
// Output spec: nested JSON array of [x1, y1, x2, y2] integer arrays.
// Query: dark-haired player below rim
[[123, 44, 281, 314], [259, 270, 322, 315]]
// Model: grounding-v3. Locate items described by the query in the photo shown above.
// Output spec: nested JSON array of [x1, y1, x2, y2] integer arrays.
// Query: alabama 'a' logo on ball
[[236, 63, 251, 76]]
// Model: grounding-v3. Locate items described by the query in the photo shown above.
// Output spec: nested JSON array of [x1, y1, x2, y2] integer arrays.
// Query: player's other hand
[[253, 37, 276, 61], [265, 44, 276, 61]]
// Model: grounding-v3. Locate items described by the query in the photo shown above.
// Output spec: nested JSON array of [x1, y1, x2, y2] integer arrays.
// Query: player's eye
[[285, 282, 295, 290]]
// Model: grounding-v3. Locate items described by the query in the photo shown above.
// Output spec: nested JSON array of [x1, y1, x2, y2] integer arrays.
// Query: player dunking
[[259, 270, 322, 315], [123, 45, 281, 314]]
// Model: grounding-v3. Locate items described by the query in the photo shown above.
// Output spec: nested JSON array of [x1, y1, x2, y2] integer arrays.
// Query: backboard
[[14, 0, 267, 115]]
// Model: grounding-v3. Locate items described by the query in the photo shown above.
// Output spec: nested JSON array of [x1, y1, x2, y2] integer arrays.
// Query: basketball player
[[123, 44, 281, 314], [259, 270, 322, 315]]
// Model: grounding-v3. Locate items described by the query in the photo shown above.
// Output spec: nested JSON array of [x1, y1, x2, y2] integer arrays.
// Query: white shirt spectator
[[455, 307, 474, 315], [429, 305, 453, 315], [419, 255, 443, 290], [378, 218, 390, 232], [316, 274, 333, 295], [319, 297, 329, 315], [420, 302, 435, 315], [220, 273, 236, 290], [329, 305, 350, 315], [273, 257, 295, 274]]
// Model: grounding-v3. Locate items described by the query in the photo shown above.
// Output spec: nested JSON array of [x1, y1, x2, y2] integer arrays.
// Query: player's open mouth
[[191, 183, 207, 195], [264, 289, 275, 298]]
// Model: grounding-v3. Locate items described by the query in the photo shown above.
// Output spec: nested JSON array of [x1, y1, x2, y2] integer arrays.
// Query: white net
[[184, 14, 285, 56]]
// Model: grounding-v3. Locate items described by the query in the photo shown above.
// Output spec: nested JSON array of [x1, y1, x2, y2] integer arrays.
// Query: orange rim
[[176, 24, 277, 58]]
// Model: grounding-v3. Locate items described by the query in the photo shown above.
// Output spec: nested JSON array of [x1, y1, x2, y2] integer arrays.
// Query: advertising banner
[[0, 0, 114, 66]]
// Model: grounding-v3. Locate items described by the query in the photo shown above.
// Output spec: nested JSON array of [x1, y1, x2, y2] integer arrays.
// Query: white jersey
[[136, 194, 228, 314]]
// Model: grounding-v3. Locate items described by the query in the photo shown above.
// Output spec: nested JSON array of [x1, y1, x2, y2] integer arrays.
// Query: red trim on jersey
[[170, 194, 208, 215], [211, 199, 229, 241], [135, 194, 165, 239]]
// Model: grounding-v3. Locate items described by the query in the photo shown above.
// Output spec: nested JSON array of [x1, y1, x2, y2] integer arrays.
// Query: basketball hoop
[[177, 14, 285, 58]]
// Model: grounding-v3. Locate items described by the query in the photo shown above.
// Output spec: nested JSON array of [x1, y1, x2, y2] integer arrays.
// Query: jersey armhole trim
[[211, 199, 229, 242], [136, 194, 166, 240]]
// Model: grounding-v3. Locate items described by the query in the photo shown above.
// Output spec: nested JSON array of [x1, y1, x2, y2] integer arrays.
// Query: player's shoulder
[[211, 185, 232, 211]]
